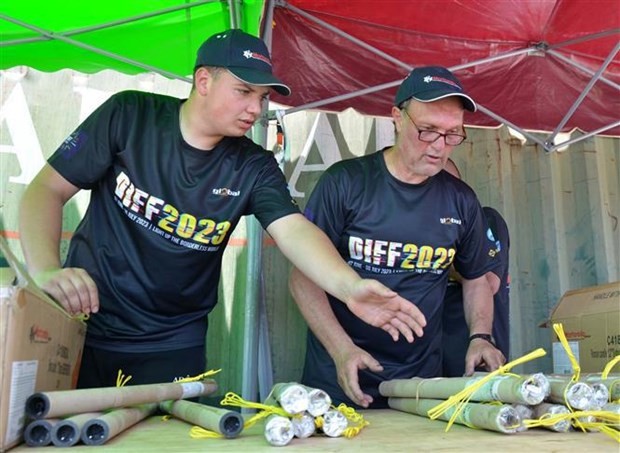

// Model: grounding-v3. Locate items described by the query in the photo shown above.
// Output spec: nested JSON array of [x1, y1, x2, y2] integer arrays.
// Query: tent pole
[[545, 41, 620, 149], [228, 0, 241, 29], [545, 49, 619, 90], [548, 121, 620, 152], [239, 0, 276, 409]]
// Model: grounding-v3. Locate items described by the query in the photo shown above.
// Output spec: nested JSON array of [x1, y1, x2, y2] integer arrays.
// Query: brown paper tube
[[25, 378, 218, 419], [544, 376, 593, 410], [51, 412, 102, 447], [23, 418, 61, 447], [388, 397, 520, 434], [379, 374, 548, 405], [159, 400, 243, 438], [81, 403, 157, 446], [266, 382, 309, 414]]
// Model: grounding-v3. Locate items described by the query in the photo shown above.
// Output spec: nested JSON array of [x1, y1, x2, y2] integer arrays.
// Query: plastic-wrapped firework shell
[[264, 414, 294, 447], [291, 412, 315, 438], [511, 404, 534, 432], [321, 409, 348, 437], [589, 383, 610, 409], [304, 386, 332, 417], [546, 379, 593, 410], [532, 403, 571, 432], [379, 374, 547, 405], [389, 398, 520, 434], [269, 383, 309, 415]]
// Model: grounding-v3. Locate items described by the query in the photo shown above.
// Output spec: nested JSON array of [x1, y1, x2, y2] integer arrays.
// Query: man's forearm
[[269, 214, 361, 304], [462, 275, 494, 335]]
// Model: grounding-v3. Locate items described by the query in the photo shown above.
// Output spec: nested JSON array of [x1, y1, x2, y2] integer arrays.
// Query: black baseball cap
[[394, 66, 476, 112], [195, 29, 291, 96]]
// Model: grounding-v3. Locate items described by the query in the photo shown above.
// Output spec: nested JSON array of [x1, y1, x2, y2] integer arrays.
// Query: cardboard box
[[0, 241, 86, 452], [546, 281, 620, 374]]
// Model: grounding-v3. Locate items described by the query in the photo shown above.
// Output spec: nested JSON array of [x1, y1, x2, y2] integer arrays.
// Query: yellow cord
[[220, 392, 289, 429], [115, 369, 132, 387], [602, 355, 620, 378], [174, 369, 222, 383], [189, 426, 224, 439], [335, 403, 370, 438], [552, 323, 581, 382]]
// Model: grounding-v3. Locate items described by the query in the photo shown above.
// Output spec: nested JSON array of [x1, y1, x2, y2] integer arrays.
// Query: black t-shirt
[[49, 90, 299, 352], [300, 150, 496, 408]]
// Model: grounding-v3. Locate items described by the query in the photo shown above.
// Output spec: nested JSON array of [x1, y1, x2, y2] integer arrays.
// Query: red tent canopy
[[268, 0, 620, 149]]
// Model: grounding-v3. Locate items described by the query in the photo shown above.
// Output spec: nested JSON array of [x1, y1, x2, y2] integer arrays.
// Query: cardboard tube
[[267, 382, 309, 415], [51, 412, 102, 447], [159, 400, 243, 438], [81, 403, 157, 446], [545, 377, 593, 410], [379, 374, 548, 405], [389, 397, 521, 434], [23, 418, 60, 447], [26, 378, 218, 419]]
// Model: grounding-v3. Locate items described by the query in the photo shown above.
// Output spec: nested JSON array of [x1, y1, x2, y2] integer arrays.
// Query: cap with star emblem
[[394, 66, 476, 112], [195, 29, 291, 96]]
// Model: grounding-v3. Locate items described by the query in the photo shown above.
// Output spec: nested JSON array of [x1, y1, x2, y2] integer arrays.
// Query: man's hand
[[334, 343, 383, 408], [32, 268, 99, 316], [464, 339, 505, 375], [345, 279, 426, 342]]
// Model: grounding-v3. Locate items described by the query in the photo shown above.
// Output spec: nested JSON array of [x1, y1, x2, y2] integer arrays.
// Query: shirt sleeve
[[248, 151, 300, 229], [48, 93, 124, 189]]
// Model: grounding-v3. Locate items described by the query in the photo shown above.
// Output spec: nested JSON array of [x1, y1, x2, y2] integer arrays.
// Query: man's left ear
[[392, 106, 403, 132], [193, 67, 211, 94]]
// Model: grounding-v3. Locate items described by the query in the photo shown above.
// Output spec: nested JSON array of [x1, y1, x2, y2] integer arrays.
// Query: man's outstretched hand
[[345, 279, 426, 342]]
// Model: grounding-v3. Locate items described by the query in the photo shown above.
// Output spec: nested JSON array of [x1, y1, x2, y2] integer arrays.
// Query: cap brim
[[228, 67, 291, 96], [413, 90, 476, 112]]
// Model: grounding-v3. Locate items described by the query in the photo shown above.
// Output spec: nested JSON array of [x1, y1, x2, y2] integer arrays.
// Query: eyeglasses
[[401, 109, 467, 146]]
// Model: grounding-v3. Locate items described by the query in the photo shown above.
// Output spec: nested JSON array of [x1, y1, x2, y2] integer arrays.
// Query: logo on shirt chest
[[212, 187, 241, 197]]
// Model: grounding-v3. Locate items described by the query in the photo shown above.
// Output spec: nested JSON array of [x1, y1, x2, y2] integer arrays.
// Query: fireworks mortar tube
[[159, 399, 244, 438], [25, 379, 218, 419], [51, 412, 102, 447], [23, 418, 60, 447], [379, 374, 548, 406], [389, 398, 521, 434], [80, 403, 157, 446]]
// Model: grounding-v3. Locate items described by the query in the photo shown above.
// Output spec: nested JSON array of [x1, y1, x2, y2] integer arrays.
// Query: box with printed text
[[546, 281, 620, 374], [0, 241, 86, 452]]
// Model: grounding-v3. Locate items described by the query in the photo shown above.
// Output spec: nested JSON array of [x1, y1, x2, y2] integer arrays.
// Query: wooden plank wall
[[1, 69, 619, 402]]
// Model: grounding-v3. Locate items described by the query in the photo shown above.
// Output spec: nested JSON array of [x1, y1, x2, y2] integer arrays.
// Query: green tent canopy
[[1, 0, 265, 80]]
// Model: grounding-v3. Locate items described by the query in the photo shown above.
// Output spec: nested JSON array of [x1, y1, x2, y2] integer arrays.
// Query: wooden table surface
[[11, 409, 618, 452]]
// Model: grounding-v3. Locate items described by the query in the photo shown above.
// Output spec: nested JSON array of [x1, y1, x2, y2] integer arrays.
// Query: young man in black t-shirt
[[19, 29, 425, 387], [290, 66, 505, 408]]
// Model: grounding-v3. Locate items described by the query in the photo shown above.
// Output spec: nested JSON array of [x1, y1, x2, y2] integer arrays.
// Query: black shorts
[[76, 345, 206, 389]]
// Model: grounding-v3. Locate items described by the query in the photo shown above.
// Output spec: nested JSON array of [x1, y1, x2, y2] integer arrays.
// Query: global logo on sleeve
[[213, 187, 241, 197], [58, 131, 88, 160]]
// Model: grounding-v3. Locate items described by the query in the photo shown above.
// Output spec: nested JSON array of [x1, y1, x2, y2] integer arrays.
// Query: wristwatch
[[469, 333, 495, 346]]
